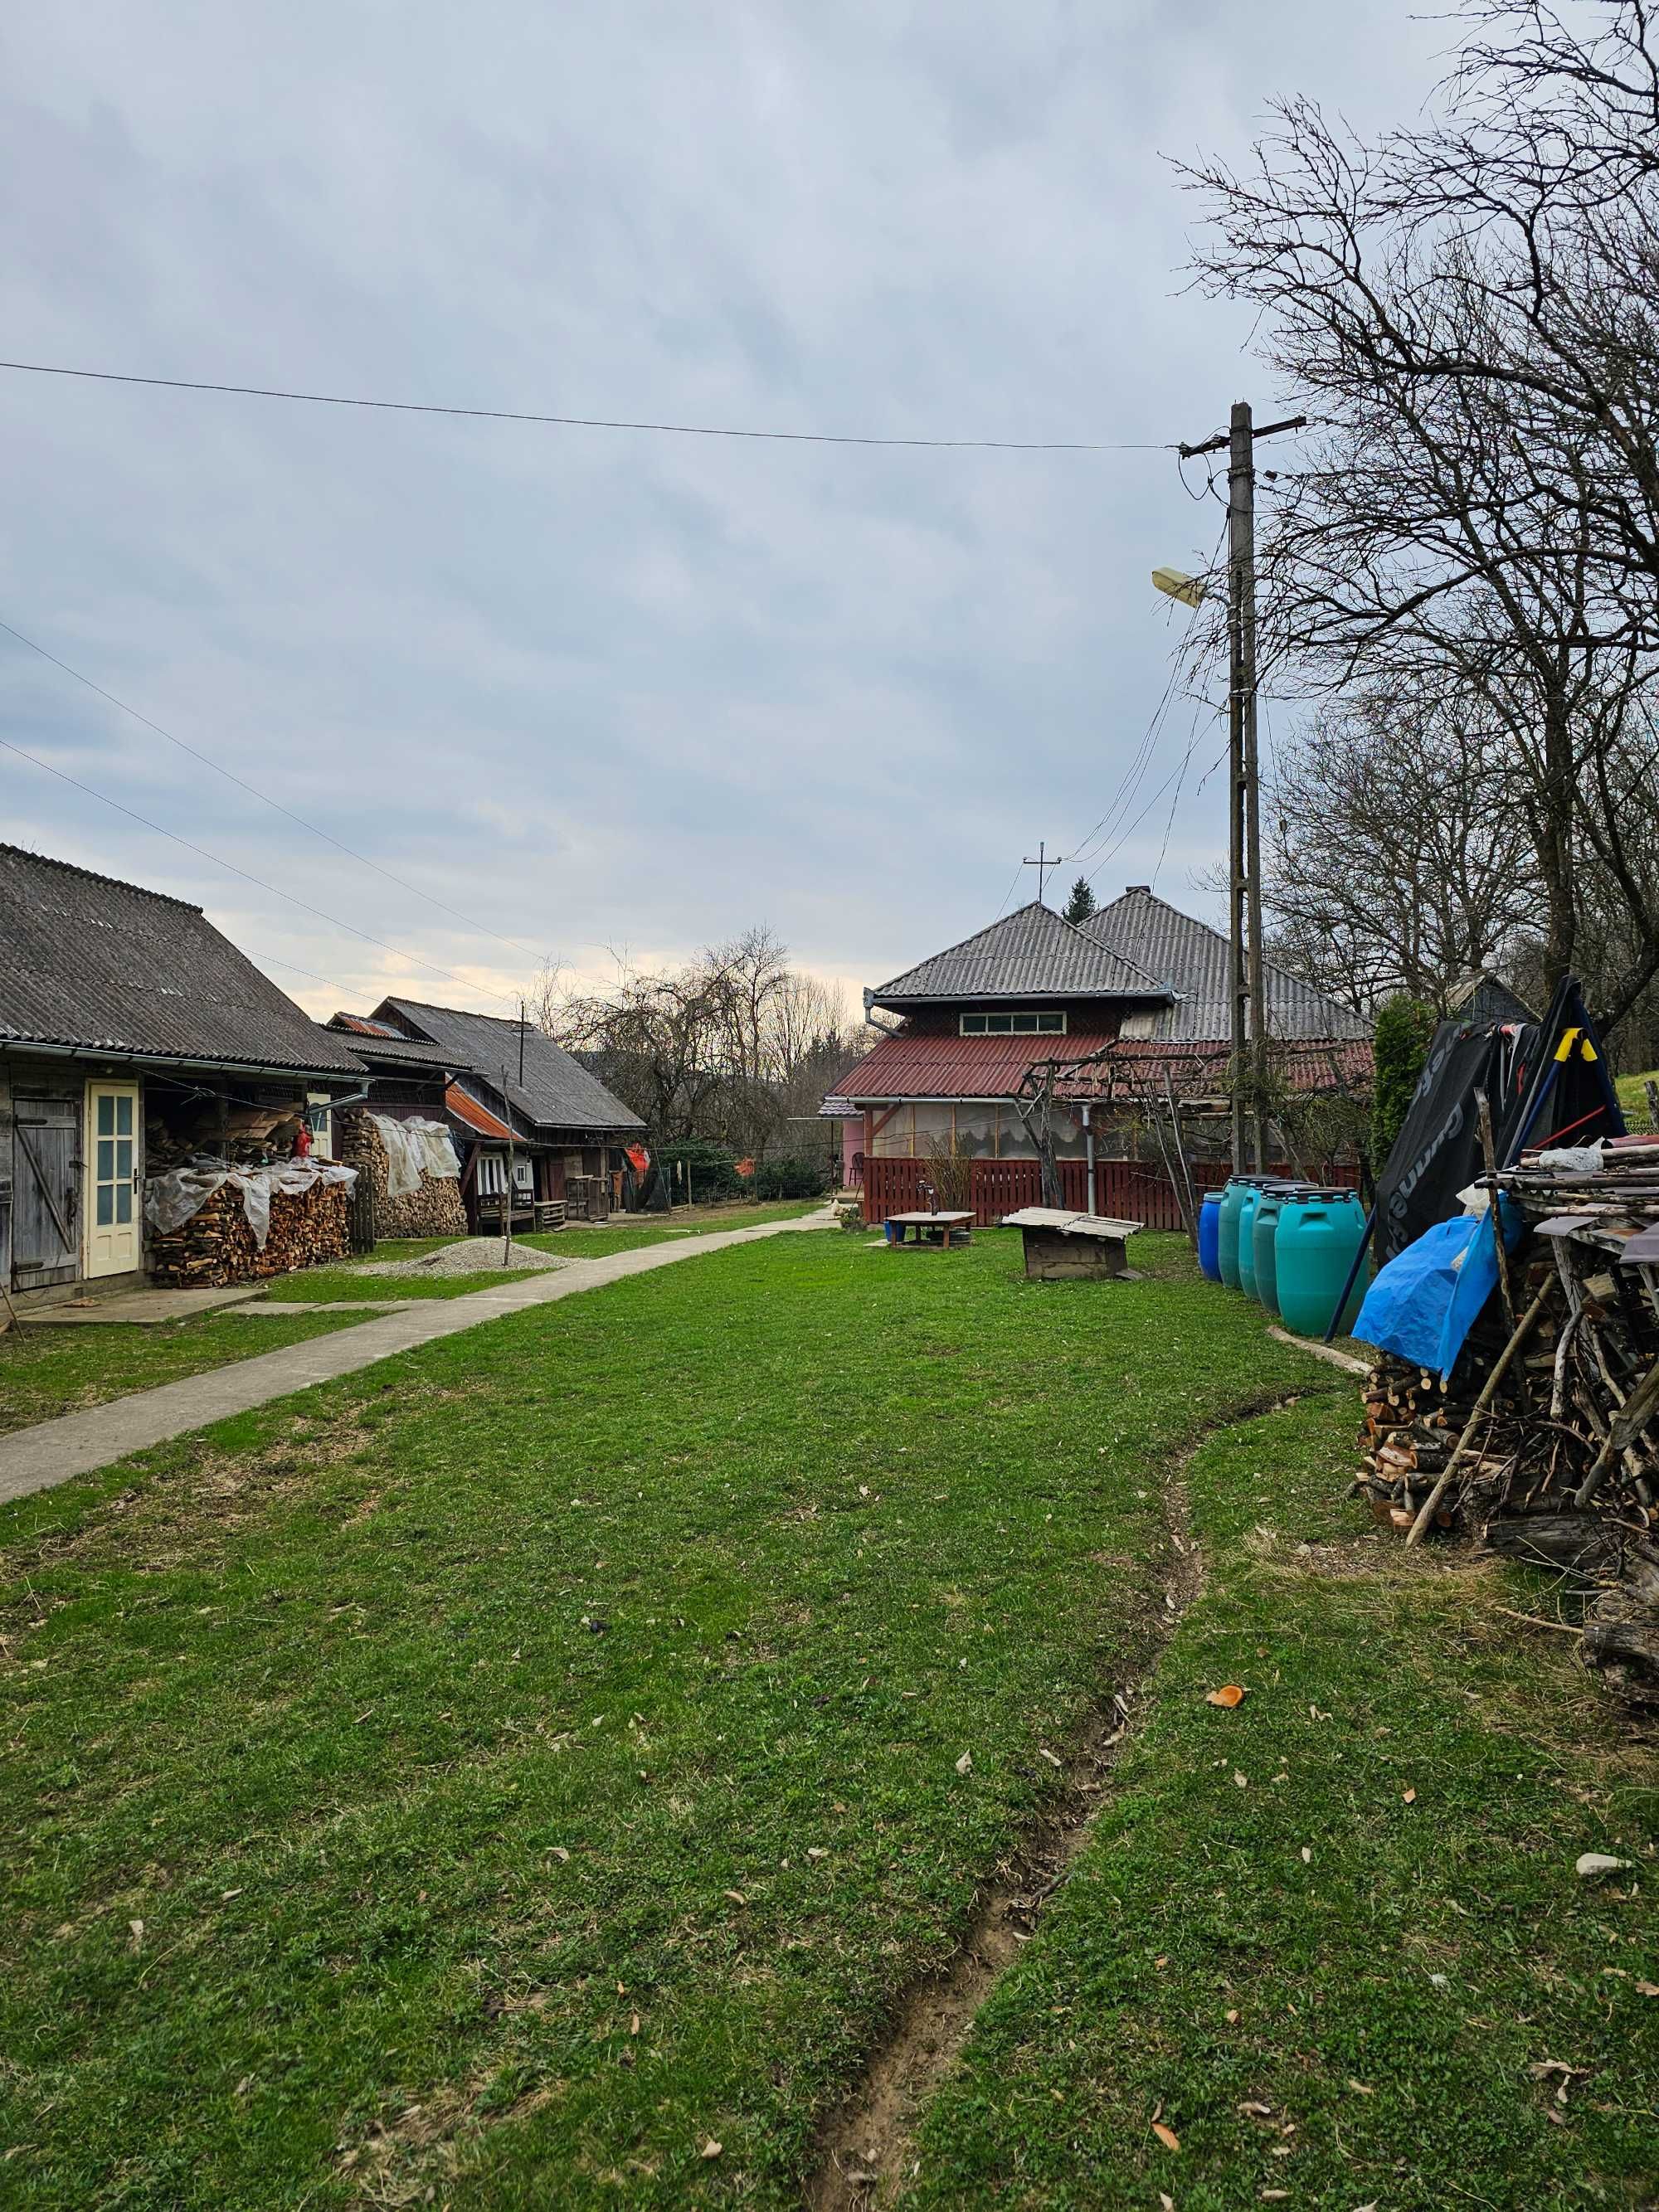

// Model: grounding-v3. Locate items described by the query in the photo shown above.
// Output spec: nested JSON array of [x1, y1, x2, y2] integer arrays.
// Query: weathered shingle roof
[[1082, 887, 1370, 1043], [372, 998, 645, 1134], [870, 902, 1170, 1009], [0, 845, 366, 1076]]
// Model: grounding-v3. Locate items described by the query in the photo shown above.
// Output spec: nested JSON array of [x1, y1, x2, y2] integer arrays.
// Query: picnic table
[[1000, 1207, 1142, 1280], [883, 1209, 975, 1250]]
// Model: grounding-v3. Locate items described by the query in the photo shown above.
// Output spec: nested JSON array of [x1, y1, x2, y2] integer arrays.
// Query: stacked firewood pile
[[148, 1179, 353, 1286], [333, 1108, 466, 1240], [1358, 1136, 1659, 1704]]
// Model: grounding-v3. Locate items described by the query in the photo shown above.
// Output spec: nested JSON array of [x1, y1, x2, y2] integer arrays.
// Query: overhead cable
[[0, 615, 550, 964], [0, 732, 523, 1009], [0, 358, 1173, 453]]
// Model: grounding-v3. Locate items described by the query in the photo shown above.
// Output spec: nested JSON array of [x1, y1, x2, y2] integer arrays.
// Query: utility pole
[[1022, 840, 1065, 904], [499, 1062, 515, 1267], [1177, 403, 1306, 1174]]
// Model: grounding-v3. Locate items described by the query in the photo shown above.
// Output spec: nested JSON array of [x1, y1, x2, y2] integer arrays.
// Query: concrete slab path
[[15, 1284, 264, 1327], [0, 1209, 834, 1506]]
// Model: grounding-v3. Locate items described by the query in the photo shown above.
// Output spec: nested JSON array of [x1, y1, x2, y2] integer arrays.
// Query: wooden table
[[883, 1210, 975, 1250], [1000, 1207, 1142, 1280]]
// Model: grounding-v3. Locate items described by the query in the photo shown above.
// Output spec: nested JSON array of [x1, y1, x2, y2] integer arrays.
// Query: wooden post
[[1404, 1284, 1550, 1545], [500, 1064, 513, 1267], [1646, 1076, 1659, 1134]]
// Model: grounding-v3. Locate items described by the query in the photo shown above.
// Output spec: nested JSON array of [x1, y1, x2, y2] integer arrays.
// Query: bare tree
[[1178, 15, 1659, 1030], [1255, 680, 1539, 1011]]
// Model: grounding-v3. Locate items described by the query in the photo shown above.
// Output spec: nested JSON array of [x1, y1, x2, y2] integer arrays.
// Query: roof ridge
[[0, 841, 205, 915], [1090, 887, 1367, 1029], [871, 900, 1055, 993]]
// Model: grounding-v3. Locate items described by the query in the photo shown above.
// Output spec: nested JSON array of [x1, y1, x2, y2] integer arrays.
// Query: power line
[[0, 614, 551, 964], [0, 358, 1174, 454], [0, 732, 523, 1009]]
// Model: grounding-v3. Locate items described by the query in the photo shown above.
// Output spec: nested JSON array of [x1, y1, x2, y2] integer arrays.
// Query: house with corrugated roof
[[0, 844, 367, 1301], [329, 998, 645, 1228], [825, 887, 1370, 1219]]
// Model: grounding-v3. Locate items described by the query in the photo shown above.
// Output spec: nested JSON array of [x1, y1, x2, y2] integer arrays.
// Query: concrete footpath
[[0, 1210, 834, 1507]]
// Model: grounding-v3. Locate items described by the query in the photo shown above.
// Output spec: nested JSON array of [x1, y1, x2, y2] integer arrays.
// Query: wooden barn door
[[12, 1093, 80, 1289]]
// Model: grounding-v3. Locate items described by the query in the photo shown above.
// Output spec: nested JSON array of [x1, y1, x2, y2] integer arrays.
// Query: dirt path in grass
[[804, 1401, 1263, 2210]]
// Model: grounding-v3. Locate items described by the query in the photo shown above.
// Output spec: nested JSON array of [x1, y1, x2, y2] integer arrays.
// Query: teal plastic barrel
[[1216, 1179, 1251, 1289], [1236, 1184, 1265, 1300], [1276, 1189, 1370, 1337], [1251, 1185, 1291, 1315]]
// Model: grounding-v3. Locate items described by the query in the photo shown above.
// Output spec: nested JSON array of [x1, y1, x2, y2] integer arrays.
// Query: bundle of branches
[[1357, 1136, 1659, 1703]]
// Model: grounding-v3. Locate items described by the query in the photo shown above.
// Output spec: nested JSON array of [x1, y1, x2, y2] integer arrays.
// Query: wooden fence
[[862, 1155, 1355, 1231]]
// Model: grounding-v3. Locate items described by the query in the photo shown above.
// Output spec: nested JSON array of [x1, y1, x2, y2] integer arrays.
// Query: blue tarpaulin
[[1353, 1199, 1523, 1379]]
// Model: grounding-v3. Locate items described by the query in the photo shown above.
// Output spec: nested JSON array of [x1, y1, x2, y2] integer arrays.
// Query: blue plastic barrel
[[1276, 1189, 1370, 1337], [1197, 1191, 1225, 1283]]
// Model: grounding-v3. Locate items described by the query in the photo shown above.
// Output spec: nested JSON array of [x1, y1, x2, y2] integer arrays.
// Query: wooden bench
[[1000, 1207, 1142, 1280], [883, 1209, 975, 1251]]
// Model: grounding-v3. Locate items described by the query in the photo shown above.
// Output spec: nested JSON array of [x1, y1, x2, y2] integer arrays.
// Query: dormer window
[[960, 1010, 1066, 1036]]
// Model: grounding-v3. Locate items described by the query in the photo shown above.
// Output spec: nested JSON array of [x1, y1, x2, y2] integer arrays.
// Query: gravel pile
[[358, 1237, 566, 1278]]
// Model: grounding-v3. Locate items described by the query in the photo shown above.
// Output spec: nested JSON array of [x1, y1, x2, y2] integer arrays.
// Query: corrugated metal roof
[[871, 902, 1170, 1009], [445, 1082, 515, 1141], [324, 1019, 470, 1070], [1083, 887, 1370, 1043], [833, 1028, 1124, 1101], [376, 997, 645, 1134], [0, 844, 367, 1076]]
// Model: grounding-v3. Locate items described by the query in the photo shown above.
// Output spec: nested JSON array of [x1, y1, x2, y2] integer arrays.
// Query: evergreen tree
[[1370, 994, 1437, 1167], [1063, 877, 1097, 925]]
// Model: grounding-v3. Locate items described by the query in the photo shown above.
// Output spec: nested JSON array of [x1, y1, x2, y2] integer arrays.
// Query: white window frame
[[476, 1152, 507, 1195], [959, 1010, 1067, 1037]]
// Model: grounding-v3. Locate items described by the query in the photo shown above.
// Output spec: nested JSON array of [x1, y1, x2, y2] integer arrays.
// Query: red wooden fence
[[862, 1155, 1353, 1230]]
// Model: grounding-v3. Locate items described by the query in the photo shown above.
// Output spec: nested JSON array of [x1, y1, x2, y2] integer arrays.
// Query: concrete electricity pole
[[1177, 401, 1305, 1174]]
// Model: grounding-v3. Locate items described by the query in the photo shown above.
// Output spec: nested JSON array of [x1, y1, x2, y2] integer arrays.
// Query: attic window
[[960, 1011, 1066, 1036], [1117, 1011, 1159, 1040]]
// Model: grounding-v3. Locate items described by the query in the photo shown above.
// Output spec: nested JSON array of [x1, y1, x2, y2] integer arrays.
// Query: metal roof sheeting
[[0, 844, 367, 1076], [833, 1028, 1124, 1101], [871, 902, 1170, 1008], [1083, 887, 1370, 1043], [445, 1082, 515, 1141]]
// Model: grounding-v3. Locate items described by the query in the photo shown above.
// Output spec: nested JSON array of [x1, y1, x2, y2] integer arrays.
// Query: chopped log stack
[[1358, 1135, 1659, 1704], [334, 1107, 467, 1240], [148, 1177, 353, 1286]]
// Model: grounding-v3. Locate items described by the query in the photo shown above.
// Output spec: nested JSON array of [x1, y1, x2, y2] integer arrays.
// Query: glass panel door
[[86, 1082, 140, 1276]]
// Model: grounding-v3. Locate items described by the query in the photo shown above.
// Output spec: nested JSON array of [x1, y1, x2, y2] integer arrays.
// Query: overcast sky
[[1, 2, 1455, 1022]]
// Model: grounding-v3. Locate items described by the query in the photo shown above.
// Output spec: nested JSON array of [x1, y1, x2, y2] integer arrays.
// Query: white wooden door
[[85, 1082, 140, 1276]]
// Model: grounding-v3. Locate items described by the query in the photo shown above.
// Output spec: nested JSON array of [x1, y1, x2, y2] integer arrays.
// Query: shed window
[[477, 1153, 506, 1195], [959, 1010, 1066, 1036]]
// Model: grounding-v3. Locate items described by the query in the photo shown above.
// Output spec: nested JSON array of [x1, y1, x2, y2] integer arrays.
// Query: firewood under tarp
[[1355, 1139, 1659, 1704]]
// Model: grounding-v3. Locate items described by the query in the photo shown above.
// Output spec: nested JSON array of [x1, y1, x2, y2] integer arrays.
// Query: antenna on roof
[[1021, 840, 1067, 904]]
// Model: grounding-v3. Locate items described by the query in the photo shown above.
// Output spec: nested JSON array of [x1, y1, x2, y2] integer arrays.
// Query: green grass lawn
[[0, 1231, 1652, 2208], [911, 1390, 1659, 2209], [1616, 1067, 1658, 1125], [0, 1307, 372, 1437], [267, 1203, 825, 1302]]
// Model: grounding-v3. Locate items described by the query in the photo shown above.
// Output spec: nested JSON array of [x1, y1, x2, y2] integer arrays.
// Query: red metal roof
[[835, 1030, 1373, 1103], [445, 1082, 514, 1141], [834, 1029, 1123, 1101]]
